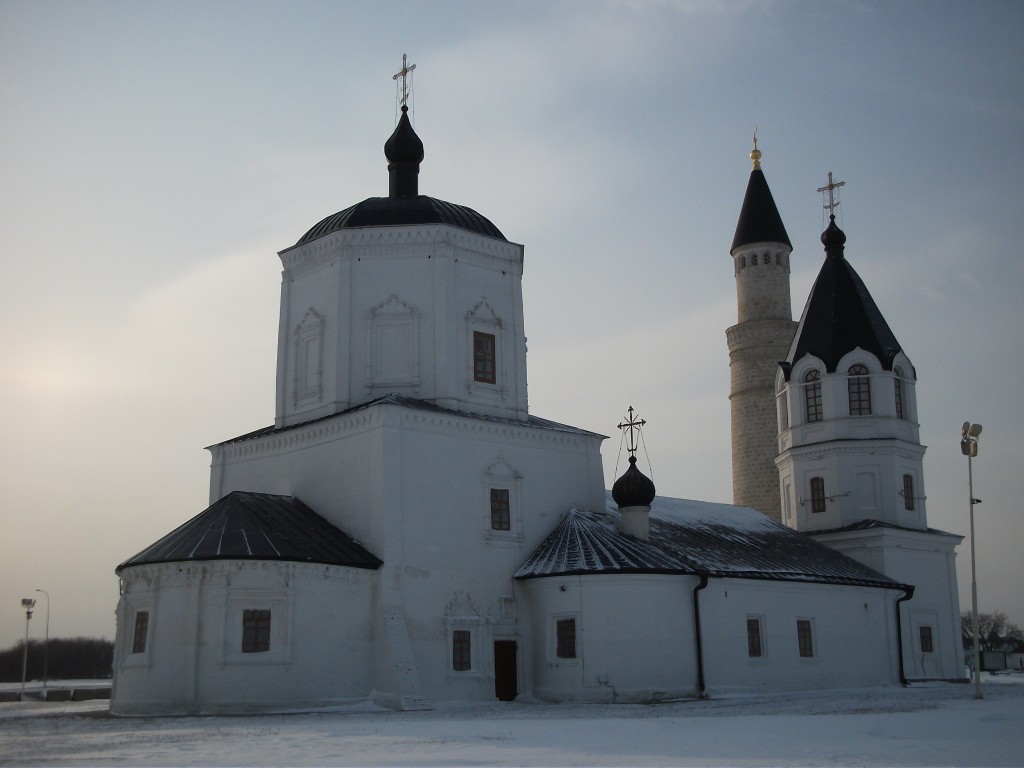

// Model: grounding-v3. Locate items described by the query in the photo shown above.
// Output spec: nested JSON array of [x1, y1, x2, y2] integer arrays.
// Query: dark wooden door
[[493, 640, 518, 701]]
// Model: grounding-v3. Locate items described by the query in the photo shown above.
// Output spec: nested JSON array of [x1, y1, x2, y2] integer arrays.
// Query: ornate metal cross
[[392, 53, 416, 108], [617, 406, 646, 458], [817, 171, 846, 215]]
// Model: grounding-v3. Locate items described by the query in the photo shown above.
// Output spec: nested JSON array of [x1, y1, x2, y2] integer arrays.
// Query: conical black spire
[[731, 152, 791, 253], [384, 105, 424, 199]]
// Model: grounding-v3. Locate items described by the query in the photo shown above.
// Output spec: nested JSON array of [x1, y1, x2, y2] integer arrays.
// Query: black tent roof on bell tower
[[780, 215, 903, 380]]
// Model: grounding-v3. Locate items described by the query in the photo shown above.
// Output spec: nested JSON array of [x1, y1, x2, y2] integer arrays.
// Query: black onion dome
[[821, 213, 847, 248], [384, 105, 424, 165], [612, 456, 656, 508]]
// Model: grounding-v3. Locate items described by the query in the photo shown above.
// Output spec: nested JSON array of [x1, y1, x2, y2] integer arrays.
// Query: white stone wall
[[699, 578, 900, 693], [111, 560, 377, 715], [207, 399, 607, 704], [275, 225, 528, 428], [815, 528, 965, 681], [521, 574, 701, 703]]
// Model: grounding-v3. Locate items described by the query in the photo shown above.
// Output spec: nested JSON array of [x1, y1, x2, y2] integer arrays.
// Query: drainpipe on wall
[[692, 571, 710, 699], [895, 585, 915, 686]]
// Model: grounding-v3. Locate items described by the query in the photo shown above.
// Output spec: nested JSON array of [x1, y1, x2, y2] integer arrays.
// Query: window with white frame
[[848, 364, 872, 415], [556, 617, 577, 659], [894, 371, 906, 420], [242, 609, 272, 653], [747, 616, 765, 658], [804, 370, 823, 423], [810, 477, 826, 514], [796, 619, 814, 658], [131, 611, 149, 654], [903, 474, 915, 511], [452, 629, 472, 671]]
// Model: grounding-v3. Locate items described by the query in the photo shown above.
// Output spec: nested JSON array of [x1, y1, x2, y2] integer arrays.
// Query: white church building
[[110, 91, 963, 715]]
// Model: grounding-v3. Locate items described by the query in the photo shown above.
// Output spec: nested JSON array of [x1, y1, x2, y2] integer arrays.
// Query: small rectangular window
[[919, 625, 934, 653], [746, 617, 763, 658], [490, 488, 511, 531], [797, 619, 814, 658], [556, 618, 576, 659], [810, 477, 826, 514], [242, 609, 271, 653], [903, 474, 915, 511], [452, 630, 471, 671], [132, 611, 149, 654], [473, 331, 496, 384], [894, 376, 905, 420]]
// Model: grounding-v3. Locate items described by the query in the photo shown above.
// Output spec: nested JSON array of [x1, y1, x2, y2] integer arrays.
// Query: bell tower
[[726, 136, 795, 522]]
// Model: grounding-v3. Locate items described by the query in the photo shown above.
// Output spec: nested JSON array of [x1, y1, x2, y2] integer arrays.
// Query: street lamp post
[[35, 589, 49, 691], [961, 421, 983, 700], [19, 598, 35, 700]]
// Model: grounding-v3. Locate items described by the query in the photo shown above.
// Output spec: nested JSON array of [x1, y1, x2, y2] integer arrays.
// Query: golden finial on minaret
[[750, 125, 762, 170]]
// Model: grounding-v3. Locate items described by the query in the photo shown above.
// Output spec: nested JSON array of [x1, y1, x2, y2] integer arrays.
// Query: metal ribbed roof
[[296, 195, 506, 246], [516, 495, 903, 590], [116, 492, 381, 573]]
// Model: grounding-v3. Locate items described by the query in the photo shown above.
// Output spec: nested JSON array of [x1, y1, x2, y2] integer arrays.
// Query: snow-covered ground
[[2, 677, 1023, 766]]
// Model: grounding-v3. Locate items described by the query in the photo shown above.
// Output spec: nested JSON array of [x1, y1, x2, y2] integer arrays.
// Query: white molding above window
[[293, 308, 325, 407], [466, 298, 506, 399], [367, 295, 420, 389], [483, 456, 523, 545]]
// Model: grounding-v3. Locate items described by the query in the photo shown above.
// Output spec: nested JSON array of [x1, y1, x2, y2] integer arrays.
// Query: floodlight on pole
[[961, 421, 983, 700], [35, 589, 49, 691], [19, 598, 35, 700]]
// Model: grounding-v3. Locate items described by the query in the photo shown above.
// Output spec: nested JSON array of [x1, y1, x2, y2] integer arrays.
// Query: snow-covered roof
[[515, 493, 905, 590], [115, 491, 382, 573]]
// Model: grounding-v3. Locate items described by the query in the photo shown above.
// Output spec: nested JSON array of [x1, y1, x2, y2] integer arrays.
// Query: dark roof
[[210, 392, 605, 449], [516, 495, 903, 590], [116, 491, 382, 573], [296, 195, 506, 245], [731, 168, 792, 253], [782, 216, 902, 378]]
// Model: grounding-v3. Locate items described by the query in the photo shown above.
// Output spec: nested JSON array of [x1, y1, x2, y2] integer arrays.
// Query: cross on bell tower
[[817, 171, 846, 216]]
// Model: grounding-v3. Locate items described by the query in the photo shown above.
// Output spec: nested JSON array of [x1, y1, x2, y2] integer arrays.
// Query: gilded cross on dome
[[617, 406, 647, 459], [817, 171, 846, 215], [392, 53, 416, 108]]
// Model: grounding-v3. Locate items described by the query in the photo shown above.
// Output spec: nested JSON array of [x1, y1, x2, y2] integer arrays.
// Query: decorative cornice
[[211, 399, 598, 463], [280, 225, 523, 273]]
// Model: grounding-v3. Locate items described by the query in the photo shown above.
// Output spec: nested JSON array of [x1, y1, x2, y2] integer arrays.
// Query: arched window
[[804, 370, 822, 423], [848, 364, 871, 415], [894, 371, 906, 420]]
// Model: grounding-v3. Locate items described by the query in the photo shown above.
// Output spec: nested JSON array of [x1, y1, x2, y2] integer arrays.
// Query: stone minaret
[[726, 138, 796, 522]]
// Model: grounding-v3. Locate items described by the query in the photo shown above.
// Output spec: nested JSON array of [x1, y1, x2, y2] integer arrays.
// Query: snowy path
[[2, 679, 1022, 766]]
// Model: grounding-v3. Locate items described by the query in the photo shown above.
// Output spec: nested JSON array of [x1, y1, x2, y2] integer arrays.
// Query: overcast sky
[[2, 0, 1022, 650]]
